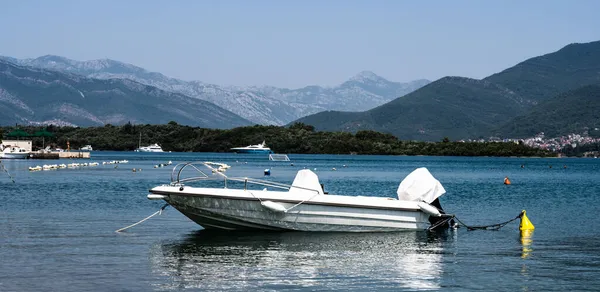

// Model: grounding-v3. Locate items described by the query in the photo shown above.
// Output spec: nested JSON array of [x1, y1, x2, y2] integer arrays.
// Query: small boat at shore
[[1, 145, 30, 159], [43, 146, 64, 153], [147, 162, 451, 232], [79, 145, 93, 151]]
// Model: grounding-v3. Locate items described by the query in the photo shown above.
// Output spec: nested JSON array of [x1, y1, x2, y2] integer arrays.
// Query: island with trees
[[1, 122, 555, 157]]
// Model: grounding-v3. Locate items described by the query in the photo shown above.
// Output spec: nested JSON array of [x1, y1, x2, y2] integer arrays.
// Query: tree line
[[1, 122, 555, 157]]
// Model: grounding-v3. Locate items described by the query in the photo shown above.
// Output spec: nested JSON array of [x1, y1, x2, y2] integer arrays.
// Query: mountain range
[[2, 40, 599, 140], [0, 55, 429, 125], [0, 59, 251, 128], [295, 40, 600, 141]]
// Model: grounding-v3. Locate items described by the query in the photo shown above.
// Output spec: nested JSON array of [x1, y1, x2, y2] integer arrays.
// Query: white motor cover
[[290, 169, 324, 195], [397, 167, 445, 203]]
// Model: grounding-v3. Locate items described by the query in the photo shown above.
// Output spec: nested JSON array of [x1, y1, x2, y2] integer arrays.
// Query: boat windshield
[[290, 169, 323, 195]]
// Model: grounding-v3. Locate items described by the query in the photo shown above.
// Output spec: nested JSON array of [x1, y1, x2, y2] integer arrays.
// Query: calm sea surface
[[1, 152, 600, 291]]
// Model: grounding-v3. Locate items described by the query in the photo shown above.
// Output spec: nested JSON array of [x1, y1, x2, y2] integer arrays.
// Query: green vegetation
[[493, 84, 600, 138], [562, 142, 600, 157], [485, 41, 600, 103], [1, 123, 554, 157], [296, 77, 527, 141]]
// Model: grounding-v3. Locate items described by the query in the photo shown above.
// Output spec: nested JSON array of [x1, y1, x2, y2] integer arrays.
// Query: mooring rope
[[115, 204, 169, 232], [450, 211, 524, 231]]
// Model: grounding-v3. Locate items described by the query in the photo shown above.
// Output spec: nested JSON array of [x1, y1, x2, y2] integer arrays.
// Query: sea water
[[1, 152, 599, 291]]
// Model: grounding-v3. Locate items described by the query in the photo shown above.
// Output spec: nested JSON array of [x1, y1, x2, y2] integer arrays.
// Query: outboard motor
[[396, 167, 454, 231], [428, 198, 455, 230]]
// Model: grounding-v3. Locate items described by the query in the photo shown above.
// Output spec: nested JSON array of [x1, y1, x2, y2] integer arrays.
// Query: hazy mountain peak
[[349, 70, 385, 83], [36, 55, 70, 62], [22, 55, 146, 74]]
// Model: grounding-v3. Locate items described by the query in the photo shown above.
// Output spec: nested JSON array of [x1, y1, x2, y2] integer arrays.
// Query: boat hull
[[152, 188, 431, 232], [230, 149, 273, 154], [1, 153, 29, 159]]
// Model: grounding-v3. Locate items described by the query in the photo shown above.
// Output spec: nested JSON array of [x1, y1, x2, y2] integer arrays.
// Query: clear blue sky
[[1, 0, 599, 88]]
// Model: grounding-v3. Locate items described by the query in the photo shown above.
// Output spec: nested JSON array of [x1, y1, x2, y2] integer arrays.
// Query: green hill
[[493, 84, 600, 138], [293, 40, 600, 141], [485, 41, 600, 104], [297, 77, 526, 141]]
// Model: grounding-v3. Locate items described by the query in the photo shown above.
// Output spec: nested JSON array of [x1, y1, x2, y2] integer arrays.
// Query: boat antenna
[[0, 160, 16, 183]]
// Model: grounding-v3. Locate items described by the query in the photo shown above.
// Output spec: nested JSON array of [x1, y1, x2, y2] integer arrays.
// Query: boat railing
[[225, 176, 297, 192], [170, 161, 214, 184], [170, 161, 321, 194]]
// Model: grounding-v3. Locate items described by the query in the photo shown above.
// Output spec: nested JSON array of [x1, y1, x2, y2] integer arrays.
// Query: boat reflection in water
[[149, 230, 454, 290]]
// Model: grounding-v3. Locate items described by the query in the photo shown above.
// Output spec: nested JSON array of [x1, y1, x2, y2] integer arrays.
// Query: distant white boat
[[134, 132, 164, 152], [43, 146, 64, 153], [230, 141, 273, 154], [1, 145, 30, 159], [80, 145, 93, 151], [136, 143, 164, 153]]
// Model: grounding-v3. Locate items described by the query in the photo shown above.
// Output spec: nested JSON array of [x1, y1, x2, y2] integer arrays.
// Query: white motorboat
[[136, 143, 164, 153], [230, 141, 273, 154], [1, 145, 30, 159], [134, 133, 164, 152], [79, 145, 93, 151], [147, 162, 452, 232], [43, 146, 64, 153]]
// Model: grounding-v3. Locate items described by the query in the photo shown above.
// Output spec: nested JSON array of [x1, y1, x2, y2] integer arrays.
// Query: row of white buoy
[[29, 162, 101, 171], [102, 160, 129, 165], [29, 160, 174, 172]]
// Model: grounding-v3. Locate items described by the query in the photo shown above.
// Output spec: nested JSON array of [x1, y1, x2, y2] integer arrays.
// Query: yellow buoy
[[504, 176, 511, 185], [519, 210, 535, 231]]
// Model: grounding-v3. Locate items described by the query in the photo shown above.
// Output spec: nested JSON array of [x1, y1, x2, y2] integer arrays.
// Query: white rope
[[115, 204, 168, 232], [284, 192, 321, 212], [251, 189, 321, 213], [0, 161, 15, 183], [246, 190, 266, 206]]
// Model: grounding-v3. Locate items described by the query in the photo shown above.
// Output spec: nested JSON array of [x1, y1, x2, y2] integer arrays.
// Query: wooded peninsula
[[1, 122, 555, 157]]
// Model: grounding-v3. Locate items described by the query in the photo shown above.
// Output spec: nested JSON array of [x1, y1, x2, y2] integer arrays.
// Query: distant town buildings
[[458, 131, 600, 155], [519, 132, 600, 152]]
